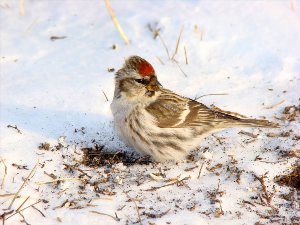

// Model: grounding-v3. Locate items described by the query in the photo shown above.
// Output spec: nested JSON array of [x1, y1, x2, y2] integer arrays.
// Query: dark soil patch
[[82, 144, 152, 167], [275, 164, 300, 190], [282, 105, 300, 121]]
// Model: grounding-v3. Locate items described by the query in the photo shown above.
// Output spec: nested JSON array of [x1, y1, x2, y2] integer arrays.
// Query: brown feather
[[146, 97, 184, 127], [146, 88, 279, 129]]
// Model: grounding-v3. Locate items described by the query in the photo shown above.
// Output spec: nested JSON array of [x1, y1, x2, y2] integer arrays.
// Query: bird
[[110, 56, 278, 162]]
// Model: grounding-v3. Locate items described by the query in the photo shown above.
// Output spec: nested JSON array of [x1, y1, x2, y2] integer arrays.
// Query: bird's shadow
[[1, 103, 116, 143]]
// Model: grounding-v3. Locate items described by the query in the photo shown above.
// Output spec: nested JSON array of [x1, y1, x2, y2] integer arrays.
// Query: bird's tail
[[211, 106, 279, 128], [229, 117, 279, 128]]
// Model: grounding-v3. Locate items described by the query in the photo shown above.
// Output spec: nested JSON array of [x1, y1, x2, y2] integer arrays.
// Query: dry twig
[[173, 60, 188, 77], [194, 93, 228, 101], [197, 162, 205, 179], [25, 18, 38, 33], [15, 196, 30, 212], [90, 210, 120, 221], [124, 192, 142, 225], [194, 24, 204, 40], [172, 25, 184, 59], [264, 100, 285, 109], [158, 34, 170, 59], [290, 0, 295, 11], [8, 161, 39, 209], [253, 174, 276, 206], [0, 193, 16, 197], [6, 200, 41, 220], [50, 36, 66, 41], [36, 177, 83, 185], [242, 200, 256, 207], [77, 168, 92, 179], [0, 210, 14, 224], [143, 208, 170, 218], [156, 56, 164, 65], [7, 125, 22, 134], [19, 0, 25, 16], [184, 45, 188, 64], [238, 130, 259, 138], [104, 0, 129, 45], [0, 157, 7, 189], [32, 206, 46, 217], [145, 176, 191, 191], [19, 212, 29, 225], [147, 23, 161, 39], [102, 90, 109, 102]]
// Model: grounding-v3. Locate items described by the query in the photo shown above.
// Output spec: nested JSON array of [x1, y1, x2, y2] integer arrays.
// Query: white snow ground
[[1, 0, 300, 224]]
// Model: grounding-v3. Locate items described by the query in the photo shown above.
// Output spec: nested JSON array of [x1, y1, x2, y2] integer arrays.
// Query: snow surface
[[1, 0, 300, 224]]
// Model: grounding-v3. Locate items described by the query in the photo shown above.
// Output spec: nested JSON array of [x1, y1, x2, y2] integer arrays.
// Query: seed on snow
[[114, 176, 123, 184], [203, 152, 212, 159], [149, 173, 163, 181]]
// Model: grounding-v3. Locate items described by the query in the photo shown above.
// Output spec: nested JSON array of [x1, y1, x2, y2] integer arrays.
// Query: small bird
[[111, 56, 278, 161]]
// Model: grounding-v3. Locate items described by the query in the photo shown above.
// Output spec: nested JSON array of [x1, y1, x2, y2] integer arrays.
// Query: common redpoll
[[110, 56, 278, 161]]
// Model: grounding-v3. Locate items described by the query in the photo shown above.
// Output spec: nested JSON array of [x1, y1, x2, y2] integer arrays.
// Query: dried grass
[[104, 0, 129, 45], [8, 161, 38, 209]]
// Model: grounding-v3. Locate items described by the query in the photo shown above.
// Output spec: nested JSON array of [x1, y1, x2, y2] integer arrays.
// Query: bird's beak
[[156, 80, 162, 87], [146, 76, 160, 92]]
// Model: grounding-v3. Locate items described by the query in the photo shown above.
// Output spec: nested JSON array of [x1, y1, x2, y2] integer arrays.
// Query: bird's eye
[[134, 79, 147, 84]]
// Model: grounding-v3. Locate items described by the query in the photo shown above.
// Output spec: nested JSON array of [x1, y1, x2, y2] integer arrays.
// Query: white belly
[[111, 97, 213, 161]]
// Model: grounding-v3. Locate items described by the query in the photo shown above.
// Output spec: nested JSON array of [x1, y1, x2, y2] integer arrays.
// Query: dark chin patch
[[145, 90, 155, 97]]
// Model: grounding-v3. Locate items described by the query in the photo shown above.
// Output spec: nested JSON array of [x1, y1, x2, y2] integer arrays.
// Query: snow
[[1, 0, 300, 224]]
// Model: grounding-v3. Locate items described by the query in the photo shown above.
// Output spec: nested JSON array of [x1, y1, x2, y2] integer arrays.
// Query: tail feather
[[230, 118, 280, 128], [211, 107, 280, 128]]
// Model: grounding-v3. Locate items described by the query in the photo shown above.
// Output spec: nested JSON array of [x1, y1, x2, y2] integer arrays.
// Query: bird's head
[[114, 56, 161, 100]]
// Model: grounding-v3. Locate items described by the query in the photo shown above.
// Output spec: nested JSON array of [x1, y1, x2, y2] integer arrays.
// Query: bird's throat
[[145, 90, 156, 97]]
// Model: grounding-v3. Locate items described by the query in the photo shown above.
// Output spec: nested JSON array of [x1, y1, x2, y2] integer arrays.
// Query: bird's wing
[[145, 89, 225, 128], [145, 89, 278, 128]]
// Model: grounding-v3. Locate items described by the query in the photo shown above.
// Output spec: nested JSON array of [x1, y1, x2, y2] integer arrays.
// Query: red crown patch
[[138, 61, 155, 77]]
